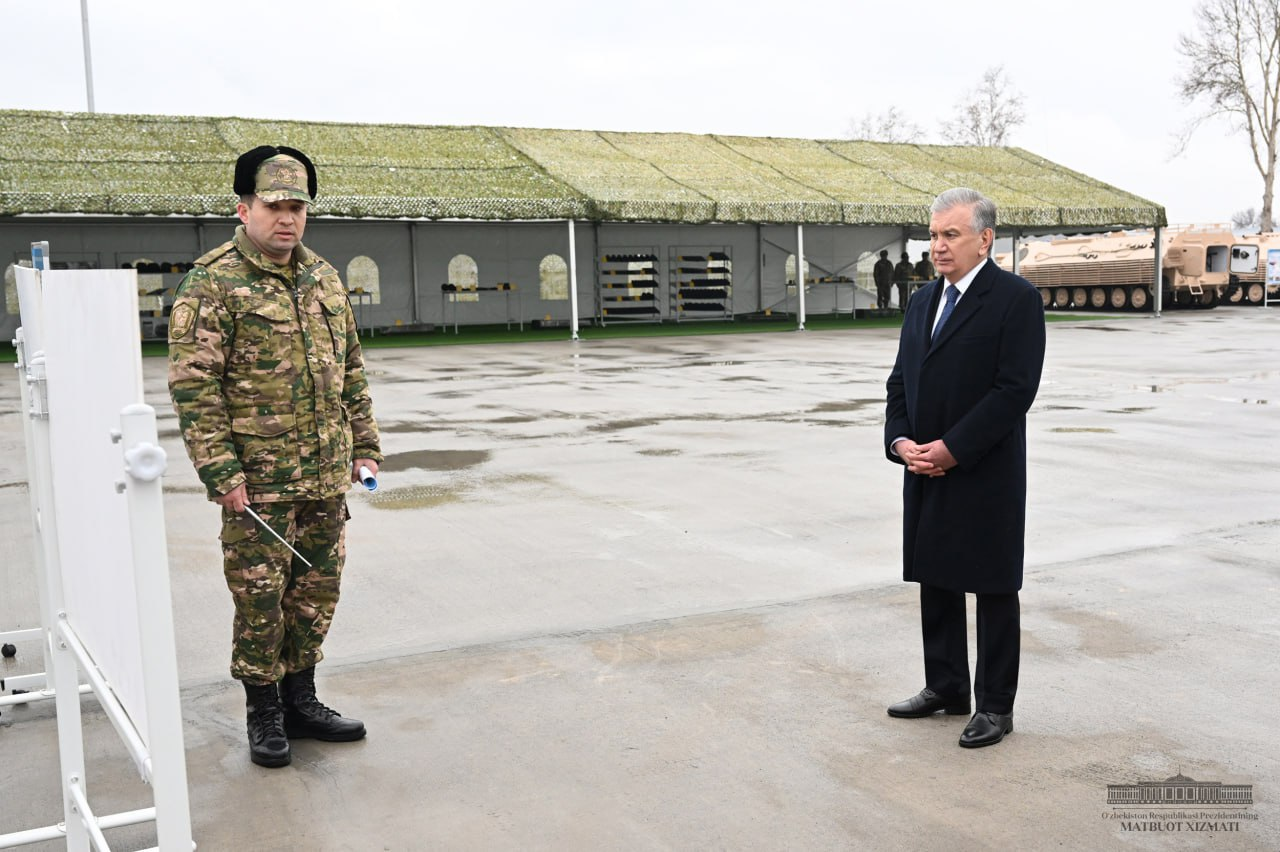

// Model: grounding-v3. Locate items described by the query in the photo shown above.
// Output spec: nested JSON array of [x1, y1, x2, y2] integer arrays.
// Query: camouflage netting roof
[[0, 110, 1166, 228]]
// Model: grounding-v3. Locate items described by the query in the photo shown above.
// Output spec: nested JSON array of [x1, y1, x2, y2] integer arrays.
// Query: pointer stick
[[243, 505, 314, 568]]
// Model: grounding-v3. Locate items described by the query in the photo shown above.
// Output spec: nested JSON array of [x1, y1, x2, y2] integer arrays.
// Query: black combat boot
[[280, 666, 366, 741], [244, 681, 291, 768]]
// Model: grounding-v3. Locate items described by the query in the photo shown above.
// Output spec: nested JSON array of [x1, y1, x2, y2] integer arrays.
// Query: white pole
[[1153, 226, 1163, 317], [568, 219, 580, 341], [1011, 230, 1021, 276], [80, 0, 95, 113], [118, 403, 194, 850], [796, 224, 806, 331], [27, 349, 91, 852], [11, 329, 57, 696]]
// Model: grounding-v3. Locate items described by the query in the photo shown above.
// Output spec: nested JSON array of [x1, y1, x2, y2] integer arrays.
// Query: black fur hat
[[233, 145, 318, 199]]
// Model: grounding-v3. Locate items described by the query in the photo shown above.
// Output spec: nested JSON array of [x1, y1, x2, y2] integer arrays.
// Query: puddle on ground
[[487, 415, 542, 424], [720, 375, 766, 382], [809, 398, 881, 414], [379, 421, 431, 434], [1049, 427, 1115, 433], [1103, 407, 1153, 414], [381, 449, 491, 472], [367, 483, 466, 510], [637, 448, 682, 457], [589, 418, 663, 433], [589, 612, 768, 666], [1039, 404, 1085, 411], [678, 360, 745, 368], [487, 473, 556, 488], [1041, 606, 1158, 658]]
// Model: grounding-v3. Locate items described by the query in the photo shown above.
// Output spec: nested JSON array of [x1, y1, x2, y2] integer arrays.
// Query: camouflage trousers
[[220, 497, 349, 684]]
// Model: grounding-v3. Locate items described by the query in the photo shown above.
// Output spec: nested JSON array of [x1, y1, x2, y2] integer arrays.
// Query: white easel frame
[[1, 247, 193, 852]]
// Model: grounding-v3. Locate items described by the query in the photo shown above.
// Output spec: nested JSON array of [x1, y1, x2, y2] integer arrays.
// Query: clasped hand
[[896, 438, 956, 477]]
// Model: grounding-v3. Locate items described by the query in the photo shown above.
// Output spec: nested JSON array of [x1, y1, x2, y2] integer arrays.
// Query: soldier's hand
[[352, 458, 379, 483], [214, 483, 250, 512]]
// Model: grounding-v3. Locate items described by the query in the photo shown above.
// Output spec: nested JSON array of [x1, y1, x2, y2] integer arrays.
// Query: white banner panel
[[37, 269, 151, 744]]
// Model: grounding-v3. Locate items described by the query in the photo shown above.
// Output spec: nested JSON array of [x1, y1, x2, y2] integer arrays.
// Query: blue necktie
[[932, 285, 959, 341]]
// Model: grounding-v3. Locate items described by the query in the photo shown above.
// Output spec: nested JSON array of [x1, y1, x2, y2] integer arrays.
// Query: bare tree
[[1233, 206, 1261, 230], [1178, 0, 1280, 230], [942, 66, 1026, 146], [846, 107, 925, 143]]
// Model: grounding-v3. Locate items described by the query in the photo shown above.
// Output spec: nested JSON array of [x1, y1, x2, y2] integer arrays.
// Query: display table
[[440, 283, 522, 333]]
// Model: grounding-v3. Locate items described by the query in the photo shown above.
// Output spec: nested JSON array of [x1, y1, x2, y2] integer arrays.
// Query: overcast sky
[[0, 0, 1257, 226]]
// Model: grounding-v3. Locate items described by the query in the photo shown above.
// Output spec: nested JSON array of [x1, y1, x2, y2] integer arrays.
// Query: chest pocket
[[320, 293, 349, 358], [227, 296, 297, 370]]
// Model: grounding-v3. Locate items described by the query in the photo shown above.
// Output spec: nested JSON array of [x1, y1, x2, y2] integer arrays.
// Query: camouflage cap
[[254, 155, 312, 204]]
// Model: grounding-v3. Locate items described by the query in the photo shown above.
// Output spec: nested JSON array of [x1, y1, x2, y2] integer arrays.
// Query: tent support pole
[[569, 219, 580, 341], [1153, 226, 1163, 317], [796, 224, 806, 331]]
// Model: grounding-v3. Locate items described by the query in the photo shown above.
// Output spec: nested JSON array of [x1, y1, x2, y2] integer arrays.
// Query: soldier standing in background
[[873, 249, 894, 310], [168, 146, 382, 768], [915, 251, 936, 282], [894, 251, 914, 311]]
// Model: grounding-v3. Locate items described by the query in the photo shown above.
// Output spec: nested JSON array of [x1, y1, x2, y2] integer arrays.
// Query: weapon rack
[[596, 249, 661, 325], [668, 247, 732, 321]]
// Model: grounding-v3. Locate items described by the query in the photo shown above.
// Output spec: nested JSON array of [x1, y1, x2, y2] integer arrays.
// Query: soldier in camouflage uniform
[[894, 251, 914, 311], [915, 251, 936, 282], [168, 146, 382, 768]]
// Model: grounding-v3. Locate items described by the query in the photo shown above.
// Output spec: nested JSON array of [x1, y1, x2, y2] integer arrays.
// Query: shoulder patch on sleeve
[[169, 299, 198, 342]]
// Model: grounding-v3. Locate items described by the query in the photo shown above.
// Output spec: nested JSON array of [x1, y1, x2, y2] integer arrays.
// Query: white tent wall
[[758, 224, 903, 314], [404, 221, 587, 328], [3, 218, 915, 341], [304, 219, 416, 327], [2, 219, 210, 341]]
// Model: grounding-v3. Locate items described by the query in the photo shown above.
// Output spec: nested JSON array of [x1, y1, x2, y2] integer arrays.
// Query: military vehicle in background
[[995, 226, 1280, 311], [1221, 231, 1280, 306]]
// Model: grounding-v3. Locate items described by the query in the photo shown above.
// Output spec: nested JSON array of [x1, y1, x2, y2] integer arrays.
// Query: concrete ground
[[1, 308, 1277, 851]]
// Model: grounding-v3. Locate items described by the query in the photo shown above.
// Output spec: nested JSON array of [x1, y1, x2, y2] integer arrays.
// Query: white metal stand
[[2, 255, 194, 852]]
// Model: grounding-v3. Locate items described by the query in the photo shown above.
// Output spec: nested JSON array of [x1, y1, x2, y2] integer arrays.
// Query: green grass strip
[[0, 310, 1124, 363]]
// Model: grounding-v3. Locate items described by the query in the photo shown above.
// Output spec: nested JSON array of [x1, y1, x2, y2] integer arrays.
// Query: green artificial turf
[[1, 310, 1126, 364]]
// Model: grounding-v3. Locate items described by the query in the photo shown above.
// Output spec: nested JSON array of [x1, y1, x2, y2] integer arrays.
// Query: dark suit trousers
[[919, 583, 1019, 715]]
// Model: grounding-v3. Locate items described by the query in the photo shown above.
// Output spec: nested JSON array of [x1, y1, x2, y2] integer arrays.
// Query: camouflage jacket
[[168, 227, 381, 503]]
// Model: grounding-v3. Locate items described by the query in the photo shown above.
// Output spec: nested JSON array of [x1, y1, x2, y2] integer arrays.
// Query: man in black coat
[[883, 187, 1045, 748]]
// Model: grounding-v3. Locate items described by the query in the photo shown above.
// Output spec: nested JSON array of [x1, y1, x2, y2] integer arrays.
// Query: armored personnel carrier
[[995, 227, 1251, 311], [1221, 231, 1280, 305]]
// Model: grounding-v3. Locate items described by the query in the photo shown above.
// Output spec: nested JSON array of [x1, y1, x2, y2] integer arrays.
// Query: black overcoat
[[884, 259, 1045, 593]]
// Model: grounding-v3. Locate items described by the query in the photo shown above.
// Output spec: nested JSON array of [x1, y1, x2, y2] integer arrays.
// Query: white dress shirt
[[930, 257, 988, 338]]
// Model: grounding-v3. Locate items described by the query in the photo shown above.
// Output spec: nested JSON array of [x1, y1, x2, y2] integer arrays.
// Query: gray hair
[[931, 187, 997, 235]]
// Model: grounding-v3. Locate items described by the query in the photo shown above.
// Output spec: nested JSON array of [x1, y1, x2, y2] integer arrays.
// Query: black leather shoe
[[959, 711, 1013, 748], [244, 682, 291, 768], [887, 687, 971, 718], [281, 667, 366, 742]]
